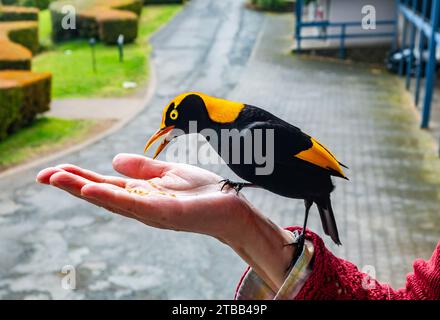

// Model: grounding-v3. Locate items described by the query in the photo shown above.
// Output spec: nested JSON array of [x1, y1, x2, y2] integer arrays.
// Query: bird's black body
[[149, 93, 347, 246], [202, 105, 342, 245], [211, 105, 335, 199]]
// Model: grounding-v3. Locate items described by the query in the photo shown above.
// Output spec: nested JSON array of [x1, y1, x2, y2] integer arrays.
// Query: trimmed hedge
[[0, 0, 19, 5], [0, 21, 39, 53], [0, 6, 39, 21], [0, 39, 32, 70], [113, 0, 143, 17], [144, 0, 184, 3], [96, 10, 138, 44], [50, 0, 142, 44], [0, 5, 52, 141], [18, 0, 54, 10], [0, 71, 52, 140], [0, 0, 54, 10], [50, 7, 77, 41], [0, 84, 21, 141], [249, 0, 290, 11], [0, 19, 37, 70]]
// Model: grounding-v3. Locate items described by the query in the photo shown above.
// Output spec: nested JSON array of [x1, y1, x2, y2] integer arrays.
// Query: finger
[[112, 153, 170, 180], [56, 164, 127, 188], [50, 171, 130, 204], [81, 182, 181, 226], [49, 171, 93, 196], [36, 167, 65, 184], [49, 172, 138, 219], [81, 182, 141, 214]]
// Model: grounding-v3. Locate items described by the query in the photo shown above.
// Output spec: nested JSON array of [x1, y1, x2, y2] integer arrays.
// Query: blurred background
[[0, 0, 439, 299]]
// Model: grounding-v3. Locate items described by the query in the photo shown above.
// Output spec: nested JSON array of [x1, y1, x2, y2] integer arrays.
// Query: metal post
[[339, 24, 346, 60], [399, 0, 410, 76], [89, 37, 97, 73], [415, 0, 428, 106], [295, 0, 303, 53], [405, 0, 417, 89], [392, 0, 400, 50], [117, 34, 124, 63], [420, 0, 440, 128]]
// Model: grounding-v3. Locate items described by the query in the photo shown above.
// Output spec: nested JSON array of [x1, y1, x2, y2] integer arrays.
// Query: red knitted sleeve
[[287, 227, 440, 300], [234, 226, 440, 300], [399, 241, 440, 300]]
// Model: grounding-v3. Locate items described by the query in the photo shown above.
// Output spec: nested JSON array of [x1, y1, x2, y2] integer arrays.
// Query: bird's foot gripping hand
[[283, 229, 306, 270], [295, 232, 306, 258], [219, 179, 253, 194]]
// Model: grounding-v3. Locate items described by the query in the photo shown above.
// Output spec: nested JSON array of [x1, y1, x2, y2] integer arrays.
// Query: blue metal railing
[[295, 0, 440, 153], [294, 0, 397, 59], [397, 0, 440, 130]]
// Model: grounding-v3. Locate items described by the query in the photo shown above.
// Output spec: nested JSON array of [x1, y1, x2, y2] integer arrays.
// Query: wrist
[[226, 197, 296, 291]]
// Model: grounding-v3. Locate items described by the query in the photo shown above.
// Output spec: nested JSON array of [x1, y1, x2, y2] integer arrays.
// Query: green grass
[[0, 6, 181, 169], [0, 117, 95, 169], [34, 5, 182, 98], [38, 9, 52, 48]]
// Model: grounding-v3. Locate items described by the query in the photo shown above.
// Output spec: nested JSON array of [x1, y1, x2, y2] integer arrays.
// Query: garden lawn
[[33, 5, 182, 98], [0, 117, 96, 170], [38, 8, 52, 48]]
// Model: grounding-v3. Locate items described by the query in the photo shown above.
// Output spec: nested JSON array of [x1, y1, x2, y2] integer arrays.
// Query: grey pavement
[[424, 80, 440, 153], [47, 98, 145, 121], [1, 0, 440, 299], [45, 76, 150, 121]]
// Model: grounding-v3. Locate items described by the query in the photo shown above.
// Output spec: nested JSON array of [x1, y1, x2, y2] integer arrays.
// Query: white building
[[297, 0, 397, 49]]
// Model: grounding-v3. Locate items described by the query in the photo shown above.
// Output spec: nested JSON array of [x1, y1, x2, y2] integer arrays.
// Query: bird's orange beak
[[144, 126, 175, 159]]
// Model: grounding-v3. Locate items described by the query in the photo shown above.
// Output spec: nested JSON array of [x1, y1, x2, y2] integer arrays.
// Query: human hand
[[36, 153, 250, 244]]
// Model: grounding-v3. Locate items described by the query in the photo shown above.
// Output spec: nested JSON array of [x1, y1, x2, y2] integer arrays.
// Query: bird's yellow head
[[144, 92, 244, 158]]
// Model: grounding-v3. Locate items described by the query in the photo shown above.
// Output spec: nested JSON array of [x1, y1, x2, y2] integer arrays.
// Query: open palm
[[37, 153, 249, 243]]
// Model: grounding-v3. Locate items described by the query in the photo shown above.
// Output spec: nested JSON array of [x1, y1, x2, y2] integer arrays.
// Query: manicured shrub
[[0, 0, 55, 10], [0, 83, 22, 141], [18, 0, 54, 10], [50, 1, 97, 42], [0, 71, 52, 139], [77, 11, 100, 39], [250, 0, 289, 11], [3, 21, 39, 53], [0, 0, 18, 5], [113, 0, 143, 17], [96, 10, 138, 44], [0, 5, 39, 21], [0, 4, 52, 141], [50, 0, 141, 44], [49, 7, 76, 42], [143, 0, 184, 3], [15, 71, 52, 129], [0, 39, 32, 70]]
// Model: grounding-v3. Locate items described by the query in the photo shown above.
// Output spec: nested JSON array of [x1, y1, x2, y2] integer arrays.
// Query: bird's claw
[[219, 179, 245, 195], [296, 233, 305, 253], [284, 231, 306, 271], [283, 230, 305, 248]]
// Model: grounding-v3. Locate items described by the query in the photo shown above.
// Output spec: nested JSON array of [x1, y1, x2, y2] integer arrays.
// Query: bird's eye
[[170, 109, 179, 120]]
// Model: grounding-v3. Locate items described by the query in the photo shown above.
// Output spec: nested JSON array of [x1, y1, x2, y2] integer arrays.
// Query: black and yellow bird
[[144, 92, 348, 250]]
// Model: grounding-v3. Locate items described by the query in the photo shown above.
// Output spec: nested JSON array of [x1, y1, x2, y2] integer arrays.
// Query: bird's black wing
[[242, 119, 347, 178]]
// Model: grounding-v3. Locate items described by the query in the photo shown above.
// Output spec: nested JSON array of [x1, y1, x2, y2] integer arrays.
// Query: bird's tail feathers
[[315, 195, 341, 245]]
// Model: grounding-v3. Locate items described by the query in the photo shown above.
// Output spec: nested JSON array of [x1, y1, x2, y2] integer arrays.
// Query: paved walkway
[[45, 76, 150, 122], [47, 97, 146, 121], [425, 81, 440, 151], [1, 0, 439, 299]]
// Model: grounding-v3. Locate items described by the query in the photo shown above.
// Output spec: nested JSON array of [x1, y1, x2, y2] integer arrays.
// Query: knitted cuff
[[287, 226, 393, 300], [405, 241, 440, 300]]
